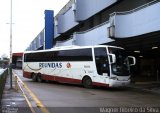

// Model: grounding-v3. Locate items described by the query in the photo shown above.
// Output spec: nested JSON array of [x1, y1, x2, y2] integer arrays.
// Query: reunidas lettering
[[39, 63, 62, 68]]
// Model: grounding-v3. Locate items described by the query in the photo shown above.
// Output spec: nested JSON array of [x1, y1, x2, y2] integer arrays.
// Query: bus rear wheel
[[32, 73, 37, 82], [37, 74, 43, 82], [83, 77, 93, 88]]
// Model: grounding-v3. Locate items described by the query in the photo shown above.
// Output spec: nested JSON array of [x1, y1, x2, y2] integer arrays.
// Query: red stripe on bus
[[92, 82, 109, 87], [23, 71, 32, 78], [23, 71, 109, 87], [42, 74, 82, 84]]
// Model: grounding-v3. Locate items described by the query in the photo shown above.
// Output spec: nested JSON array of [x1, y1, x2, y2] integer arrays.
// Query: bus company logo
[[66, 63, 71, 68], [39, 62, 62, 68]]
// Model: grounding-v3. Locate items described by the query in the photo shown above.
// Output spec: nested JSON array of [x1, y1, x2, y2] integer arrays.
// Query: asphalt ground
[[1, 70, 160, 113]]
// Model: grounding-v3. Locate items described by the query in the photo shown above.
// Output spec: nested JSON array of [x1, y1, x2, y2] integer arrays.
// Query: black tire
[[32, 73, 37, 82], [37, 74, 43, 82], [83, 77, 93, 88]]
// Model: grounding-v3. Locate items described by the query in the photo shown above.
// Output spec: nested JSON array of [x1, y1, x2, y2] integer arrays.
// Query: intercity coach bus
[[23, 45, 135, 88]]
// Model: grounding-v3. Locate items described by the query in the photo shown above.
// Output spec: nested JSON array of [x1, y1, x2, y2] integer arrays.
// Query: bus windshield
[[108, 47, 130, 76]]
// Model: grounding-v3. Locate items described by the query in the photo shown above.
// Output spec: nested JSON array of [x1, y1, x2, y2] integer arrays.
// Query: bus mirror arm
[[128, 56, 136, 66], [109, 54, 116, 64]]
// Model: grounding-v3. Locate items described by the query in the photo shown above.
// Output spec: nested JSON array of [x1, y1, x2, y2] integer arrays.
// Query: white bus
[[23, 45, 135, 88]]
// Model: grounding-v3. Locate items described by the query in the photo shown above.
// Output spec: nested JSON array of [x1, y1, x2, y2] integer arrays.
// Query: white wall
[[56, 39, 74, 46], [76, 0, 117, 21], [75, 22, 114, 46], [57, 7, 78, 34], [112, 2, 160, 38]]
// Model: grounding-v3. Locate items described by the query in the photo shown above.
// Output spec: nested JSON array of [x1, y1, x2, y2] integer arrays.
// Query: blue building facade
[[44, 10, 54, 49]]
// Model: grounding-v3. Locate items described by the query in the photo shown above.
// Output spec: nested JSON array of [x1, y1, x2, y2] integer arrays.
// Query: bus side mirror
[[128, 56, 136, 66], [109, 54, 116, 64]]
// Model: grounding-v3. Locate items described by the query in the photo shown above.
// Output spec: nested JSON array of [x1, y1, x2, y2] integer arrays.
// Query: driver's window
[[94, 48, 109, 75]]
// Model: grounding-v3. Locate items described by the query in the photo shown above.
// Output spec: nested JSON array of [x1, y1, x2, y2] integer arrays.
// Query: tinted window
[[57, 49, 93, 61], [24, 48, 93, 62], [94, 47, 108, 60], [24, 52, 54, 62], [94, 47, 109, 75]]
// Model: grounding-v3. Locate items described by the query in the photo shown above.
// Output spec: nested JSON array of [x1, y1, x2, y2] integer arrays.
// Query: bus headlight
[[110, 77, 117, 80]]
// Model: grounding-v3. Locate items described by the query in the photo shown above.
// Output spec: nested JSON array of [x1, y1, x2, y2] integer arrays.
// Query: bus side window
[[94, 48, 109, 75]]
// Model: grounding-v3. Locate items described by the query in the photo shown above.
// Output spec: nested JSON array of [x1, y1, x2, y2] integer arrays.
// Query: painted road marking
[[16, 77, 36, 113], [14, 74, 50, 113]]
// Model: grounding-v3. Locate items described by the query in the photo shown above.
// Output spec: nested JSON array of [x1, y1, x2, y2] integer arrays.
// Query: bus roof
[[24, 45, 124, 54]]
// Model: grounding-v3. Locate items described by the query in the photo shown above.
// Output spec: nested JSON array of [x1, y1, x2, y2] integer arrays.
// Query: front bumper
[[109, 79, 130, 87]]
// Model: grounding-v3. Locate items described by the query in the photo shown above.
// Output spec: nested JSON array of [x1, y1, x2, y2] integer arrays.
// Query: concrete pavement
[[1, 74, 32, 113]]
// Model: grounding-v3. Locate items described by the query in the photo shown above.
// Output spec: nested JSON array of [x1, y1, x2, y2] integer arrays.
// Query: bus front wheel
[[83, 77, 93, 88]]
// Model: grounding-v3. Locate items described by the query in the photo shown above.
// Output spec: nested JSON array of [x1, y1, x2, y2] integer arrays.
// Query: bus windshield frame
[[108, 47, 130, 76]]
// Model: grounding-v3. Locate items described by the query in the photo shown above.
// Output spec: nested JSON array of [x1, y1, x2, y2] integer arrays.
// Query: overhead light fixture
[[139, 56, 143, 58], [134, 50, 140, 53], [152, 46, 158, 49]]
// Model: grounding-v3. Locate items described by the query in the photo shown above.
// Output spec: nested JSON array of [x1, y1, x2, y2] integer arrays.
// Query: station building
[[26, 0, 160, 82]]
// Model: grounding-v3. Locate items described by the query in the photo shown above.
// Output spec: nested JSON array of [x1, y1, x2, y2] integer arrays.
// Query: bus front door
[[94, 48, 110, 83]]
